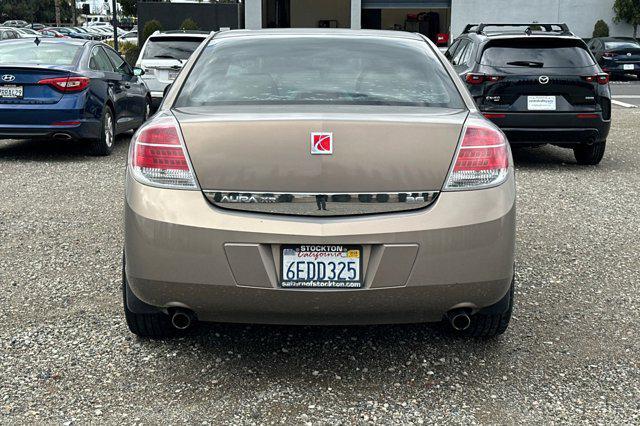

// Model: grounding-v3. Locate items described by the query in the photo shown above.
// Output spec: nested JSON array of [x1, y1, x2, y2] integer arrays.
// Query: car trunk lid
[[174, 105, 468, 193], [474, 66, 601, 111], [0, 66, 70, 105], [139, 59, 183, 84]]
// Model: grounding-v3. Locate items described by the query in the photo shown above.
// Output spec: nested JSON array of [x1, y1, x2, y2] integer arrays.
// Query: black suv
[[446, 23, 611, 165]]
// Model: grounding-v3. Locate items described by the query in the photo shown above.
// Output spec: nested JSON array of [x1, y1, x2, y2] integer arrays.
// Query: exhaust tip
[[52, 133, 72, 140], [446, 310, 471, 331], [170, 309, 194, 330]]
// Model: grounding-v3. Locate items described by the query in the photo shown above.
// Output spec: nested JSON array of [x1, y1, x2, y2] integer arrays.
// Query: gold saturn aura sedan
[[123, 29, 516, 338]]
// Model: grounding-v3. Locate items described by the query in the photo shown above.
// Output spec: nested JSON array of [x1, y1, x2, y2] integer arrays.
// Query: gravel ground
[[1, 108, 639, 424]]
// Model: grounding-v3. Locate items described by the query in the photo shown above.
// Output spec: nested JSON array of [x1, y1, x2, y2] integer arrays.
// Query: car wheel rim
[[145, 102, 150, 121], [105, 113, 113, 147]]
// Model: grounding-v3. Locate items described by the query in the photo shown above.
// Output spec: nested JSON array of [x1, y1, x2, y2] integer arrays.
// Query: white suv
[[136, 31, 208, 108]]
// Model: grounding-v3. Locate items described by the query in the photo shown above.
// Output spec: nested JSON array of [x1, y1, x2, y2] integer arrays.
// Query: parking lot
[[0, 106, 637, 423], [611, 78, 640, 107]]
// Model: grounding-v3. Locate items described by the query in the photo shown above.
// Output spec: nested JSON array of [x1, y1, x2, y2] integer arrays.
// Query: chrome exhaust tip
[[170, 309, 194, 330], [52, 133, 72, 140], [446, 310, 471, 331]]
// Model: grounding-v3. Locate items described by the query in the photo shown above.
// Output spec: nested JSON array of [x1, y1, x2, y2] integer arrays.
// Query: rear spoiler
[[463, 23, 573, 36]]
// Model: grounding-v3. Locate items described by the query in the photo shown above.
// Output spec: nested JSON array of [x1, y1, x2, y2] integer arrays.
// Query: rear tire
[[573, 141, 606, 165], [133, 97, 151, 131], [89, 105, 115, 156], [122, 262, 175, 339], [450, 278, 514, 338]]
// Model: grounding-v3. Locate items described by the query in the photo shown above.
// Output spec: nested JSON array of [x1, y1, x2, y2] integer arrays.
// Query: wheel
[[122, 259, 175, 339], [133, 97, 151, 131], [449, 277, 514, 338], [89, 105, 115, 156], [573, 141, 606, 165]]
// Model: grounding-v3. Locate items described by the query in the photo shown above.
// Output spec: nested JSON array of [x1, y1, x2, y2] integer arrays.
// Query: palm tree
[[54, 0, 62, 26]]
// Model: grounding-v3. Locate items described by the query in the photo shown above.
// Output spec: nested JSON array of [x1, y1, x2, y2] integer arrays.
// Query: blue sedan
[[0, 39, 150, 155]]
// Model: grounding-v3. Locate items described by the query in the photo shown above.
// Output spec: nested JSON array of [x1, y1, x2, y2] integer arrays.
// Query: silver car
[[124, 29, 516, 339], [136, 31, 208, 108]]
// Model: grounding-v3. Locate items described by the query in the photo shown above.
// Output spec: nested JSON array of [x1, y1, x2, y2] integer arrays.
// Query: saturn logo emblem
[[310, 132, 333, 155], [1, 75, 16, 82], [538, 75, 550, 85]]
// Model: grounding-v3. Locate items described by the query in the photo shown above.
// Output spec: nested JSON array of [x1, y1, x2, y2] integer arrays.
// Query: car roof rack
[[462, 23, 573, 36]]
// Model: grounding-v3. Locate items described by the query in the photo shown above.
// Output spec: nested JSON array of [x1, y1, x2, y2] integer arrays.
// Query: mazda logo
[[538, 75, 550, 85], [1, 74, 16, 82]]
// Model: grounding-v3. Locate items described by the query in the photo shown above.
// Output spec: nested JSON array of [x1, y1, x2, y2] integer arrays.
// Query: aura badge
[[310, 132, 333, 155]]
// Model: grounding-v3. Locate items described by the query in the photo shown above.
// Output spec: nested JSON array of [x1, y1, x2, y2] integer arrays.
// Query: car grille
[[204, 191, 439, 217]]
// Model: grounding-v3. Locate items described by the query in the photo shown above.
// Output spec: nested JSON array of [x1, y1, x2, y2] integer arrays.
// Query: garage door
[[362, 0, 451, 8]]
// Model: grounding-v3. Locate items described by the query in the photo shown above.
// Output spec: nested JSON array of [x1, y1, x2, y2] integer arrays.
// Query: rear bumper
[[124, 173, 516, 325], [601, 62, 640, 75], [0, 121, 101, 140], [0, 96, 101, 140], [483, 112, 611, 144]]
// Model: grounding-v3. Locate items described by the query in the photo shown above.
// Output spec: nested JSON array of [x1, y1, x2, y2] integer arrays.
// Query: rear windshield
[[174, 36, 464, 108], [604, 41, 640, 50], [142, 37, 204, 61], [481, 39, 595, 68], [0, 42, 81, 65]]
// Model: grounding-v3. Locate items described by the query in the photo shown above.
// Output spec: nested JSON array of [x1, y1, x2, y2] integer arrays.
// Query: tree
[[120, 0, 137, 17], [1, 0, 75, 23], [142, 19, 163, 43], [180, 18, 199, 30], [613, 0, 640, 38], [593, 20, 610, 38], [54, 0, 61, 26]]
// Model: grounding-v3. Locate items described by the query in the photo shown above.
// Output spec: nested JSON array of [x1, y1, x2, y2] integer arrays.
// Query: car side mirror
[[133, 67, 144, 77]]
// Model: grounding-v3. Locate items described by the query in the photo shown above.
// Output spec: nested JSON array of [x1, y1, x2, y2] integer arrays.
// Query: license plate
[[0, 85, 23, 99], [623, 64, 635, 71], [281, 245, 362, 289], [527, 95, 556, 111]]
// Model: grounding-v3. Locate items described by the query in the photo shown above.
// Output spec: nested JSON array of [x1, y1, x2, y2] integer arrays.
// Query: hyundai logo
[[538, 75, 550, 85], [1, 74, 16, 82]]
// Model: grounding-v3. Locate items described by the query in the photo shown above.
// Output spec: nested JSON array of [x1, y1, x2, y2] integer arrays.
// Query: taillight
[[436, 33, 449, 45], [582, 74, 609, 85], [38, 76, 90, 92], [445, 121, 510, 190], [465, 73, 502, 85], [130, 116, 197, 189], [465, 73, 484, 85]]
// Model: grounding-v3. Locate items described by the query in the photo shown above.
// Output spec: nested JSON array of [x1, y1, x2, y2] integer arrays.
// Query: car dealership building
[[244, 0, 635, 40]]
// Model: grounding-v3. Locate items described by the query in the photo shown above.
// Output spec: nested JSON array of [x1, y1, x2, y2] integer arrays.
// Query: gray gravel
[[1, 108, 639, 424]]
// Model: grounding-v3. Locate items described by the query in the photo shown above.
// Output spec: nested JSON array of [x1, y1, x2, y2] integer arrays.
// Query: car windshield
[[142, 36, 203, 61], [481, 39, 595, 68], [604, 41, 640, 50], [174, 36, 465, 108], [0, 42, 81, 65]]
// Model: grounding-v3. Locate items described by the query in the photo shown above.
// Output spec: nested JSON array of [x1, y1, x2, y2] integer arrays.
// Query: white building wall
[[450, 0, 634, 39], [245, 0, 262, 30]]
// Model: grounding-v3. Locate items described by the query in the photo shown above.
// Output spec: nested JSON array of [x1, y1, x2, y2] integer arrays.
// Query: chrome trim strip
[[203, 191, 439, 217]]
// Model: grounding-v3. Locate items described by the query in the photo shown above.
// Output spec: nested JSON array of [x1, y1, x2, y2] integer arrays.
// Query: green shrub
[[180, 18, 199, 31], [593, 20, 610, 38], [142, 19, 163, 44], [124, 46, 141, 66]]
